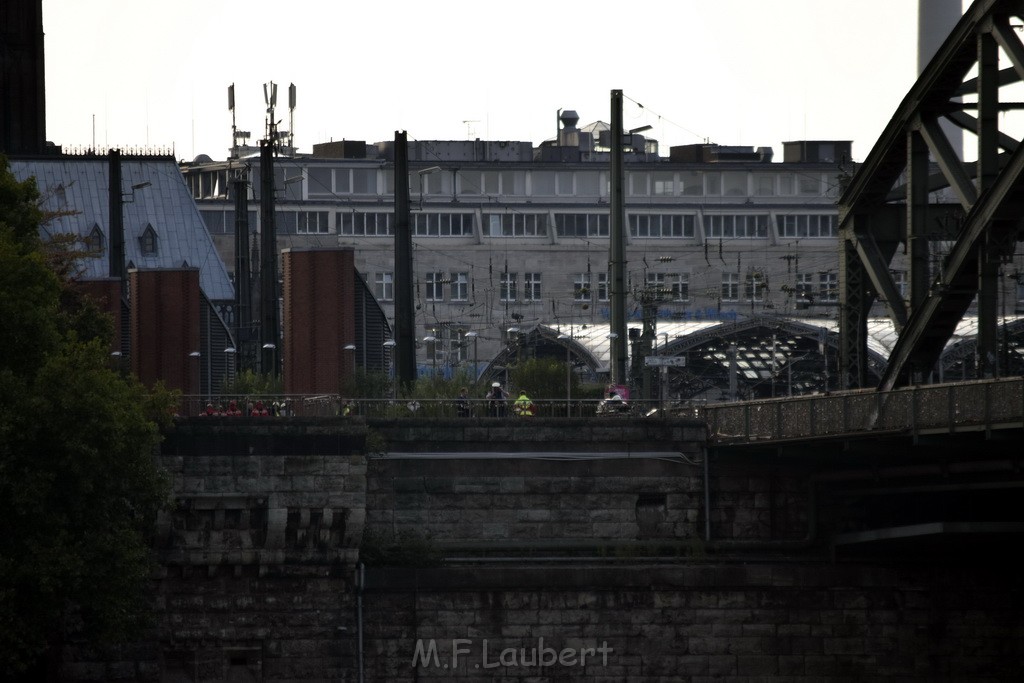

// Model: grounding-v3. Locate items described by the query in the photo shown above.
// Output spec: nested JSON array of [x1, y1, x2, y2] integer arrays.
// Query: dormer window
[[139, 224, 158, 256], [85, 224, 104, 253]]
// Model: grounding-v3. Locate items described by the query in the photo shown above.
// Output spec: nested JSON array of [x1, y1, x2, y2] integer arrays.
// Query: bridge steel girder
[[838, 0, 1024, 390]]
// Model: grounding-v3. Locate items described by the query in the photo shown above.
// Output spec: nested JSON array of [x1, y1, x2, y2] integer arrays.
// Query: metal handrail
[[698, 377, 1024, 445]]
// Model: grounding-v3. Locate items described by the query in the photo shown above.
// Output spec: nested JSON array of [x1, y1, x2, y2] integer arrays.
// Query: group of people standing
[[455, 382, 534, 418], [200, 399, 280, 416]]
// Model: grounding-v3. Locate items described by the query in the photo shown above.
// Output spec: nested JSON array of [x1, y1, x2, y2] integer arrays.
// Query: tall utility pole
[[108, 149, 126, 293], [609, 89, 628, 386], [393, 131, 416, 388], [259, 138, 280, 377], [233, 172, 253, 373]]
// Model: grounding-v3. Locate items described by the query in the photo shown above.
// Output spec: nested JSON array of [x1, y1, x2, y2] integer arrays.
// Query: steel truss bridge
[[840, 0, 1024, 390]]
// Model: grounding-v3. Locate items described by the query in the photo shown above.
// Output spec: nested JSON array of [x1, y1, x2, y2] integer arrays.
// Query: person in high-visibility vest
[[513, 391, 535, 417]]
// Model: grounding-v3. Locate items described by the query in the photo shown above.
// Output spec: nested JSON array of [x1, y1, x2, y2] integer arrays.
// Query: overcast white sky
[[41, 1, 965, 163]]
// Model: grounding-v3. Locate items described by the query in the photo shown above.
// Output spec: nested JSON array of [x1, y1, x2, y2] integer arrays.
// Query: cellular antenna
[[288, 84, 297, 152], [228, 84, 250, 159]]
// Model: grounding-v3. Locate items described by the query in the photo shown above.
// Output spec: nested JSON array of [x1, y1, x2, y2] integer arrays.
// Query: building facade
[[180, 112, 1024, 387]]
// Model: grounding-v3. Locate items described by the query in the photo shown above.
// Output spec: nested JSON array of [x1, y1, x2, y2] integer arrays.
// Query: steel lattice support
[[838, 0, 1024, 389]]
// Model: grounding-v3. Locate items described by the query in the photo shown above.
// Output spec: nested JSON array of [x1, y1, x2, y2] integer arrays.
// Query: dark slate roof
[[10, 157, 235, 301]]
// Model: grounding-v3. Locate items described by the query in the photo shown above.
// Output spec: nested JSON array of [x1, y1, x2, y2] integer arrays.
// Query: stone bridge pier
[[64, 416, 1024, 682]]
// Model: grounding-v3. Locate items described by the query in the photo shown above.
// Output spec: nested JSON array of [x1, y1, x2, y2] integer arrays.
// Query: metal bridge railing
[[698, 377, 1024, 445]]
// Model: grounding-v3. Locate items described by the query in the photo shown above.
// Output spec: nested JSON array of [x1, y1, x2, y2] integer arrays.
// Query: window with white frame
[[423, 330, 444, 363], [555, 171, 574, 196], [597, 272, 609, 302], [307, 167, 333, 197], [482, 170, 519, 195], [652, 172, 675, 196], [629, 172, 650, 196], [705, 172, 722, 196], [554, 213, 609, 238], [576, 171, 601, 197], [777, 214, 837, 238], [425, 272, 445, 301], [798, 173, 822, 196], [451, 272, 469, 302], [413, 213, 473, 236], [629, 214, 696, 238], [375, 272, 394, 301], [795, 273, 814, 302], [671, 273, 690, 301], [721, 273, 740, 301], [645, 272, 690, 301], [531, 171, 556, 195], [574, 273, 592, 301], [339, 211, 393, 236], [500, 272, 517, 302], [892, 270, 908, 300], [646, 272, 670, 298], [680, 170, 703, 196], [722, 171, 747, 196], [524, 273, 542, 301], [753, 173, 775, 196], [458, 170, 481, 195], [745, 270, 766, 302], [331, 169, 353, 194], [484, 213, 547, 237], [352, 169, 377, 194], [819, 272, 838, 302], [297, 211, 330, 234], [703, 214, 770, 238]]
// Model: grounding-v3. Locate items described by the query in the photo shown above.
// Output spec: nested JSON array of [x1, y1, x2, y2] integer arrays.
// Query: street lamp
[[188, 351, 201, 413], [340, 343, 357, 398], [224, 347, 236, 390], [464, 331, 479, 384], [423, 336, 438, 378], [261, 342, 276, 378], [558, 334, 572, 416]]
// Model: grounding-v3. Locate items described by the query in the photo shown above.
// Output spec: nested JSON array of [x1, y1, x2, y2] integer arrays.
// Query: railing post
[[910, 385, 918, 442], [842, 393, 850, 434], [948, 384, 956, 435], [744, 403, 751, 443], [775, 400, 783, 441], [810, 396, 817, 437], [985, 380, 992, 439]]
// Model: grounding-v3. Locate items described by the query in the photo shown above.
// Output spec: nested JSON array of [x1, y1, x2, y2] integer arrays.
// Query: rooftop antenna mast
[[288, 83, 296, 152], [228, 84, 251, 159], [263, 81, 278, 151]]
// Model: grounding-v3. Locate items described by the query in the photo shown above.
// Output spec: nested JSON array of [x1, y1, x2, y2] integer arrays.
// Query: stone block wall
[[361, 564, 1024, 682], [121, 419, 367, 682], [366, 457, 708, 553]]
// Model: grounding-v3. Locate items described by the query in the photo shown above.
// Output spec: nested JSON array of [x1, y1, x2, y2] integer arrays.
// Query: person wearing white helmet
[[486, 381, 507, 417]]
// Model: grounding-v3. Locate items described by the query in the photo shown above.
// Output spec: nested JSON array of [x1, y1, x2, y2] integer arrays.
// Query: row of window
[[231, 210, 838, 239], [190, 167, 836, 201], [374, 271, 842, 304]]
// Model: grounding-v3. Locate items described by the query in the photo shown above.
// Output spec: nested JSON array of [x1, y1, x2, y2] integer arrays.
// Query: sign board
[[645, 356, 687, 367]]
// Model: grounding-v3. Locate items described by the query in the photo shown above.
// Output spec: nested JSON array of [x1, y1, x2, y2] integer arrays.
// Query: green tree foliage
[[221, 368, 282, 396], [509, 357, 579, 399], [0, 157, 171, 678]]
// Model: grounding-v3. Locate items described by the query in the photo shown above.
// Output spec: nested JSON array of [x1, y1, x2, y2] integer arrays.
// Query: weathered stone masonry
[[63, 417, 1024, 682]]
